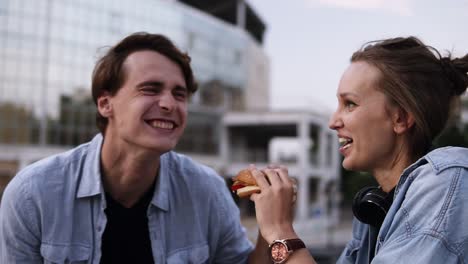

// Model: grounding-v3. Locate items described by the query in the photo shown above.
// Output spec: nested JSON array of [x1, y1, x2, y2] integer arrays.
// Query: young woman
[[250, 36, 468, 263]]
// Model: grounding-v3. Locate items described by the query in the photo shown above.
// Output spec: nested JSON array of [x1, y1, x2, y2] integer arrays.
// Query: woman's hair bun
[[441, 55, 468, 96]]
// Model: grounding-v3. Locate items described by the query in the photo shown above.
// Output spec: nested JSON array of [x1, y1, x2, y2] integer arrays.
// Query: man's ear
[[393, 107, 415, 134], [97, 93, 113, 118]]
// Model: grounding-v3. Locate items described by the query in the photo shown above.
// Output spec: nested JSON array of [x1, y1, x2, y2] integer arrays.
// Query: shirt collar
[[397, 146, 468, 193], [77, 134, 105, 198], [75, 133, 172, 211], [151, 152, 171, 211]]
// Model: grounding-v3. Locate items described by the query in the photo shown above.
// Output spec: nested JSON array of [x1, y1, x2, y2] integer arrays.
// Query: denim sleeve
[[372, 235, 459, 263], [0, 175, 42, 263], [211, 183, 254, 264]]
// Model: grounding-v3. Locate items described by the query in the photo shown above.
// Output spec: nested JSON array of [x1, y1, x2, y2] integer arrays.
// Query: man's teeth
[[150, 120, 174, 129]]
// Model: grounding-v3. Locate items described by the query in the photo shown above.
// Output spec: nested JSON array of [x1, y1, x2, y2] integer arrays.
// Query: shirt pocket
[[40, 243, 91, 264], [167, 244, 209, 264]]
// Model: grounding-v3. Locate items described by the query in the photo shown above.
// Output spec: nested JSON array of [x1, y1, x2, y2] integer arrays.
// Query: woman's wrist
[[263, 225, 298, 244]]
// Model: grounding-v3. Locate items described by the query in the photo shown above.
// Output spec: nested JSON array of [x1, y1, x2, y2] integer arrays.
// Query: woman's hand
[[249, 165, 298, 243]]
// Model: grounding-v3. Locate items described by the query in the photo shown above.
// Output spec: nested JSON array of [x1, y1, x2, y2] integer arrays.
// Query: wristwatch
[[269, 238, 306, 263]]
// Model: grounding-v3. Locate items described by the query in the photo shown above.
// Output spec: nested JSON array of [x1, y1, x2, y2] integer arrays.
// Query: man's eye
[[174, 90, 188, 100], [141, 87, 159, 94], [174, 93, 187, 100]]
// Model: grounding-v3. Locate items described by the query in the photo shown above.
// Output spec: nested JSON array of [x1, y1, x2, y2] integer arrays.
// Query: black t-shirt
[[100, 186, 155, 264]]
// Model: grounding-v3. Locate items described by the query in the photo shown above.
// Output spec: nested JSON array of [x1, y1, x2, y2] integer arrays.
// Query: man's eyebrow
[[174, 85, 188, 92], [136, 80, 187, 92], [136, 81, 163, 88]]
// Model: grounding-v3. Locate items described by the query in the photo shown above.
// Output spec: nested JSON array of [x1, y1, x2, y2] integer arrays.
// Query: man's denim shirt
[[0, 134, 253, 263], [338, 146, 468, 264]]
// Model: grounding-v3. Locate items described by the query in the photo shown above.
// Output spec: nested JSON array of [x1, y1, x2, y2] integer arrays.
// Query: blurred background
[[1, 0, 467, 262]]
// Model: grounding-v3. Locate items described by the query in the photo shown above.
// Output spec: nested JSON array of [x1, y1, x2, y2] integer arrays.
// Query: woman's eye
[[345, 101, 357, 110]]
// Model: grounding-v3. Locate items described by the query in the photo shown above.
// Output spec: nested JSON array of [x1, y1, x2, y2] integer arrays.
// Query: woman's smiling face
[[329, 61, 400, 172]]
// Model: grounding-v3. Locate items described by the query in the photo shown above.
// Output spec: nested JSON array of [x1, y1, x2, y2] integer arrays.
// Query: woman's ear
[[393, 108, 415, 134], [97, 93, 113, 118]]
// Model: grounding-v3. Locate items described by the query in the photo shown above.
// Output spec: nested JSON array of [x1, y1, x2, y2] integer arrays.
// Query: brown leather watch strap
[[285, 238, 306, 251]]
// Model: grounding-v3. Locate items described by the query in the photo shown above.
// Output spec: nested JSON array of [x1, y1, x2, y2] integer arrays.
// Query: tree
[[0, 103, 40, 144]]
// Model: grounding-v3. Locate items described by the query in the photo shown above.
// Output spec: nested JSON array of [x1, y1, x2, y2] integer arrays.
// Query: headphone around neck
[[352, 186, 395, 228]]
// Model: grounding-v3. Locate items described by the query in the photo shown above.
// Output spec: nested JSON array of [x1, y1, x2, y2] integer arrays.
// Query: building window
[[200, 80, 224, 108]]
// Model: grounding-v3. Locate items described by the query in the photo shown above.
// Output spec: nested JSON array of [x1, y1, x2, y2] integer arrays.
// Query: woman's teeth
[[339, 137, 353, 148]]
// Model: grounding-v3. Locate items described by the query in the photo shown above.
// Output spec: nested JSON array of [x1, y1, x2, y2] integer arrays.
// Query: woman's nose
[[328, 110, 343, 130]]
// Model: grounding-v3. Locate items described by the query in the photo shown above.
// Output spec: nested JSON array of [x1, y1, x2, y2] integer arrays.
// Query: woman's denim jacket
[[338, 146, 468, 264]]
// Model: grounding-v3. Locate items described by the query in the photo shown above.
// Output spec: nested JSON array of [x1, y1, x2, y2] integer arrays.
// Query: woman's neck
[[373, 144, 414, 193]]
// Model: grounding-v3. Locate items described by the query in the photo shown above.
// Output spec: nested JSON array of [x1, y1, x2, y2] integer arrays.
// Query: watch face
[[271, 242, 288, 262]]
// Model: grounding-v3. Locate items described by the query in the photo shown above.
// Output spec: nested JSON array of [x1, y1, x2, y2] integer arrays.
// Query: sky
[[248, 0, 468, 113]]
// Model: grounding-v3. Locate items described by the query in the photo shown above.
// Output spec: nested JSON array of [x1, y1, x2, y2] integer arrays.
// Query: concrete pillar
[[236, 0, 246, 29], [219, 123, 229, 171], [317, 180, 328, 216], [19, 157, 31, 171], [297, 117, 310, 221], [39, 0, 53, 146], [318, 126, 328, 171]]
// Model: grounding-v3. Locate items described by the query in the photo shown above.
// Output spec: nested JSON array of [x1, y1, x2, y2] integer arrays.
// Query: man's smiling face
[[100, 50, 188, 154]]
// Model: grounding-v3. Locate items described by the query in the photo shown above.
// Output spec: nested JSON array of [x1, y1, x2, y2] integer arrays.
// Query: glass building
[[0, 0, 269, 192]]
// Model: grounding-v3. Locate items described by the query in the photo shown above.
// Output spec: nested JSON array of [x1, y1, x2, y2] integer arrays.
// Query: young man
[[0, 33, 269, 263]]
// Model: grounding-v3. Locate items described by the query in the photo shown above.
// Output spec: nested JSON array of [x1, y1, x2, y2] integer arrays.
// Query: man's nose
[[158, 92, 175, 112]]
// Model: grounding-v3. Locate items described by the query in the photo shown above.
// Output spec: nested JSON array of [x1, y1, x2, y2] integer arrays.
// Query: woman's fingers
[[249, 165, 295, 204], [251, 168, 269, 188], [274, 166, 290, 183], [262, 168, 282, 186]]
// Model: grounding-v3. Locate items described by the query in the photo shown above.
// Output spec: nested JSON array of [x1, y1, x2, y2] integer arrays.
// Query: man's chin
[[146, 143, 176, 154]]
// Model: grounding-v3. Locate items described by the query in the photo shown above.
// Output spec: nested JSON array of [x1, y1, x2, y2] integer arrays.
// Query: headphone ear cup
[[352, 187, 391, 227], [352, 186, 377, 224]]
